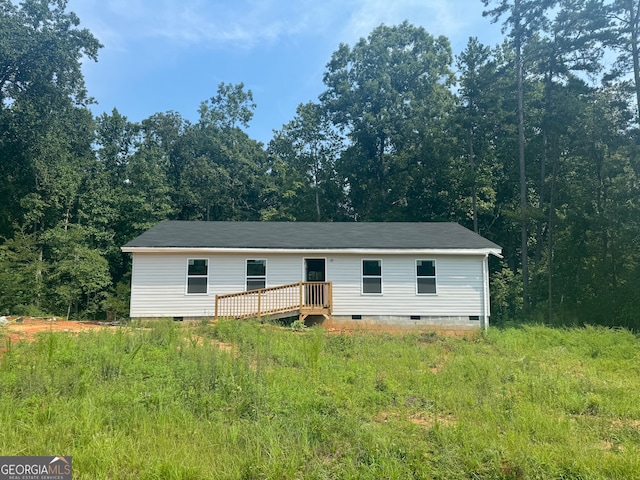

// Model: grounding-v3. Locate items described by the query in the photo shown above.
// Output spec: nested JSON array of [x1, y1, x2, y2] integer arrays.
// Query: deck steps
[[214, 282, 332, 322]]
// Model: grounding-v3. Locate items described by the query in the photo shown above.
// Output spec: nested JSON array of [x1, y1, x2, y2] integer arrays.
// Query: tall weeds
[[0, 321, 638, 478]]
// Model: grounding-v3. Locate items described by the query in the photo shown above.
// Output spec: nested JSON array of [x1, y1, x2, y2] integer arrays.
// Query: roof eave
[[121, 246, 503, 256]]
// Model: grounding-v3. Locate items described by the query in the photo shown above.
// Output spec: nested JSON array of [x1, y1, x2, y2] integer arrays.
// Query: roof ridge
[[123, 221, 501, 252]]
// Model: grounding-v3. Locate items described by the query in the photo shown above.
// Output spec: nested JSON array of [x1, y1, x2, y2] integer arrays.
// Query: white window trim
[[246, 258, 267, 291], [361, 258, 383, 295], [416, 259, 437, 295], [185, 258, 209, 295]]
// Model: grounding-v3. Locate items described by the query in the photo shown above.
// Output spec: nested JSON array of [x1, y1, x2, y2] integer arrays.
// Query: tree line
[[0, 0, 638, 327]]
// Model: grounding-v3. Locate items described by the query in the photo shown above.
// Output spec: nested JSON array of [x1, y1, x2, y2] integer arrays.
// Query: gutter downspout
[[482, 254, 490, 330]]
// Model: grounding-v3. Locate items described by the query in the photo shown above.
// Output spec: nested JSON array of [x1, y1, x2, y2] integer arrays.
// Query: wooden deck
[[214, 282, 332, 322]]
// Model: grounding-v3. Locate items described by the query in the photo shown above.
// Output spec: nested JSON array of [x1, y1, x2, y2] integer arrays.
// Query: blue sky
[[67, 0, 504, 145]]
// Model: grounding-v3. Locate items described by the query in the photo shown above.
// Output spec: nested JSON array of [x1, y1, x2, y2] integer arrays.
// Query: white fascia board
[[121, 246, 503, 257]]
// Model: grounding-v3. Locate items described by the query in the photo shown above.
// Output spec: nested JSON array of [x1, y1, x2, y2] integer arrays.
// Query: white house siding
[[328, 254, 485, 318], [130, 253, 211, 318], [130, 253, 305, 318], [129, 252, 487, 320]]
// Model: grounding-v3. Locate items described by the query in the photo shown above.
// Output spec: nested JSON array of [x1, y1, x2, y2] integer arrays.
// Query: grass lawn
[[1, 319, 639, 479]]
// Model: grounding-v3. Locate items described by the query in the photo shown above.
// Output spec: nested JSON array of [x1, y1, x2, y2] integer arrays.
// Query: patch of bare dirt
[[0, 316, 111, 354], [600, 440, 625, 452], [214, 340, 234, 353], [375, 410, 457, 429], [375, 411, 398, 423], [428, 354, 449, 374], [574, 415, 640, 431], [408, 413, 457, 428], [321, 319, 481, 337], [186, 334, 234, 354], [610, 418, 640, 431]]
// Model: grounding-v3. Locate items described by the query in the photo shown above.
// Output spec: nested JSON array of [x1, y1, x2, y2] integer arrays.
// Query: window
[[416, 260, 436, 294], [246, 259, 266, 291], [362, 259, 382, 294], [186, 259, 208, 294]]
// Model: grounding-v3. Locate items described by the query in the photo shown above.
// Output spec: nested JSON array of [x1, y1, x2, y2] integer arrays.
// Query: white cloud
[[152, 1, 295, 46], [68, 0, 340, 49], [68, 0, 490, 53], [341, 0, 482, 44]]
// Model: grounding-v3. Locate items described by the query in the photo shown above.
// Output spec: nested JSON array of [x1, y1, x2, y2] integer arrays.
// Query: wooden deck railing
[[214, 282, 332, 321]]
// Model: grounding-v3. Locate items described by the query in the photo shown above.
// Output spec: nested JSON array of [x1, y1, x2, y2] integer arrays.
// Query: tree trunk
[[64, 207, 70, 231], [548, 153, 558, 323], [468, 126, 478, 233], [537, 68, 553, 264], [36, 246, 43, 308], [536, 131, 548, 263], [630, 1, 640, 120], [515, 0, 529, 310], [314, 162, 321, 222]]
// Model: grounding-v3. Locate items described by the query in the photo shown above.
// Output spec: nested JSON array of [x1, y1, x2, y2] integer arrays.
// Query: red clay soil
[[319, 318, 481, 337], [0, 317, 109, 353], [0, 316, 478, 356]]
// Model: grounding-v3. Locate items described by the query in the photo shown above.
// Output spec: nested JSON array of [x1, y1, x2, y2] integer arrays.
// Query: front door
[[305, 258, 326, 282], [304, 259, 326, 307]]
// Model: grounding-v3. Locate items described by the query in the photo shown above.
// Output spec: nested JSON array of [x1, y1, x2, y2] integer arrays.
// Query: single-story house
[[121, 221, 502, 330]]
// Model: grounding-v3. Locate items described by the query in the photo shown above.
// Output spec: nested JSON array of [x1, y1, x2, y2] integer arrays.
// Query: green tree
[[525, 0, 608, 319], [605, 0, 640, 121], [198, 82, 256, 130], [44, 224, 111, 319], [483, 0, 556, 309], [321, 21, 456, 221], [0, 0, 103, 317], [455, 40, 534, 322], [95, 108, 140, 187], [169, 84, 268, 221], [552, 86, 640, 327], [0, 0, 100, 107], [0, 228, 45, 314], [268, 102, 347, 221], [0, 0, 101, 236], [455, 38, 510, 235]]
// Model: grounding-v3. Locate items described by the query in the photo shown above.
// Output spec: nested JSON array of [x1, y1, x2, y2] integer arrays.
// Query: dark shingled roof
[[123, 221, 501, 251]]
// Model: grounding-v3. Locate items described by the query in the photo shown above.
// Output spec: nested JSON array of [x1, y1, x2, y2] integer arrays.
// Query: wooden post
[[214, 295, 219, 321], [299, 281, 303, 309], [257, 290, 262, 320]]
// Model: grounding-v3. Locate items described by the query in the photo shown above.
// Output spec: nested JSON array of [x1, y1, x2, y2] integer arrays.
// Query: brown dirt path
[[0, 317, 110, 352]]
